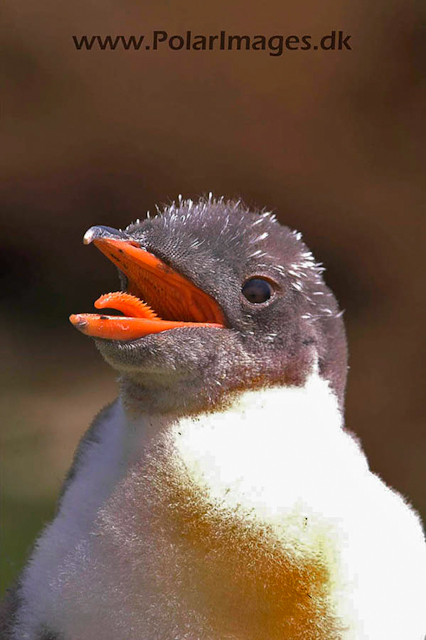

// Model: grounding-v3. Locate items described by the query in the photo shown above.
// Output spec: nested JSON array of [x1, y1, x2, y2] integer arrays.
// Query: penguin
[[2, 196, 426, 640]]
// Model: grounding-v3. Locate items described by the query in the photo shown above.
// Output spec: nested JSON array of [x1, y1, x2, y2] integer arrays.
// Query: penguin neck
[[117, 367, 258, 423], [116, 368, 346, 510], [118, 374, 220, 417]]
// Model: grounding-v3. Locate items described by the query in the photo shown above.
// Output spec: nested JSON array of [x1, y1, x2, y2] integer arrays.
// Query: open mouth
[[69, 226, 226, 341]]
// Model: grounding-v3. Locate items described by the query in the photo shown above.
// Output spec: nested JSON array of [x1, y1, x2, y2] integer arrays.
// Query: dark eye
[[242, 278, 274, 304]]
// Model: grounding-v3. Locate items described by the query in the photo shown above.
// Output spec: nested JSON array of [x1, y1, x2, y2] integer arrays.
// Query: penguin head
[[71, 198, 347, 413]]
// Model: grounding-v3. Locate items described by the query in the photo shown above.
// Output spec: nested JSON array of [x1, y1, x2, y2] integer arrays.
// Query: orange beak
[[70, 231, 226, 341]]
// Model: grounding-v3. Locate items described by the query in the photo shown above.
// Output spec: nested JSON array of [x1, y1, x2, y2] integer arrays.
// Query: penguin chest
[[98, 455, 343, 640], [70, 383, 348, 640], [19, 381, 353, 639]]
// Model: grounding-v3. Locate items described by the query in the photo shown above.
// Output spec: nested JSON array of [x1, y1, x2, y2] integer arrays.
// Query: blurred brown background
[[1, 0, 425, 594]]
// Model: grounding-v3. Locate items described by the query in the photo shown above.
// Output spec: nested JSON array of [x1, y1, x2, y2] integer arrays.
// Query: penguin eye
[[242, 278, 274, 304]]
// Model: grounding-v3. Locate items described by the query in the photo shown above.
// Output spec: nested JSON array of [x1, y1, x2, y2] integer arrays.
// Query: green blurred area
[[1, 498, 55, 595], [0, 328, 116, 596]]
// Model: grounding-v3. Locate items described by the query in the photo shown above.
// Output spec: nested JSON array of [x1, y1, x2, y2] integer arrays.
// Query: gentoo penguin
[[2, 197, 426, 640]]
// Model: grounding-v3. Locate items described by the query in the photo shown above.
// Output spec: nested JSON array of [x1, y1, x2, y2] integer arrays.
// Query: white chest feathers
[[15, 374, 426, 640]]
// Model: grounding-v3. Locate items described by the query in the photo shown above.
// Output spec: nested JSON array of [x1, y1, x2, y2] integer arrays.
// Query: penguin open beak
[[70, 226, 226, 341]]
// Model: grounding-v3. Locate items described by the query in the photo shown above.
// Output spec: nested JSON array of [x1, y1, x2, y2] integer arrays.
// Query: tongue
[[94, 292, 159, 320]]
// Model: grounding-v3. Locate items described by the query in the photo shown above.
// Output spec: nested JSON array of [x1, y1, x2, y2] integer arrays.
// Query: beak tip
[[83, 225, 131, 246], [70, 314, 88, 330], [83, 228, 96, 245]]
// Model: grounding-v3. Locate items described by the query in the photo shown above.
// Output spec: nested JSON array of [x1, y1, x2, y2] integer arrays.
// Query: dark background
[[1, 0, 425, 594]]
